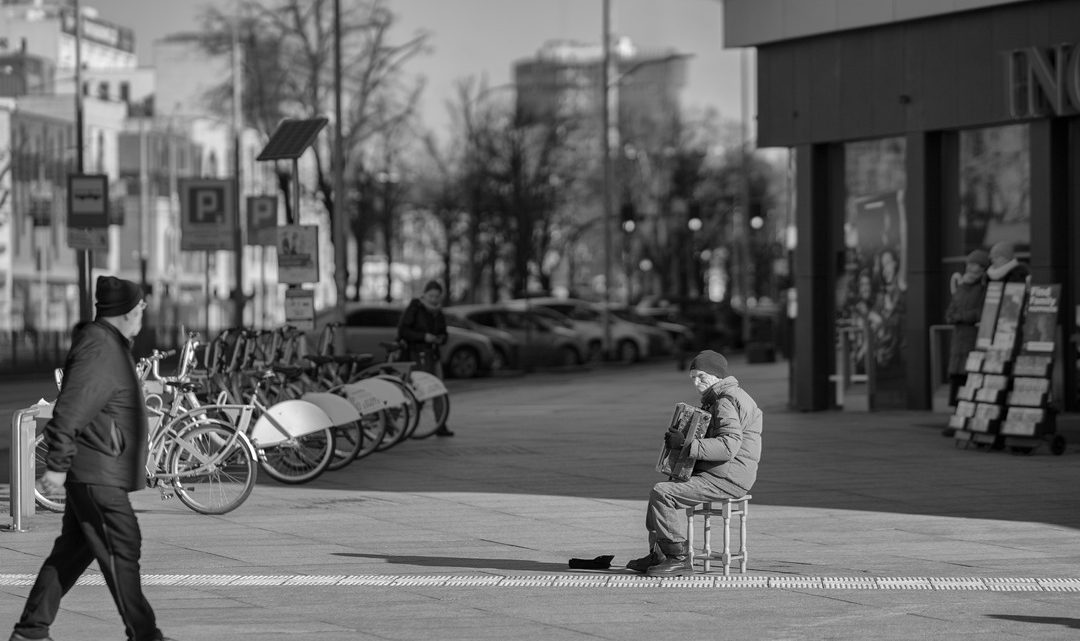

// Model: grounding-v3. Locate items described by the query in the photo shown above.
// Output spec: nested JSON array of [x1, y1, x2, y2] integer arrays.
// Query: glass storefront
[[837, 138, 908, 407], [958, 124, 1030, 256]]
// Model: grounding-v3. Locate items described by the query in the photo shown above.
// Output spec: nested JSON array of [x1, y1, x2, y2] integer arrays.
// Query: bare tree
[[194, 0, 429, 294]]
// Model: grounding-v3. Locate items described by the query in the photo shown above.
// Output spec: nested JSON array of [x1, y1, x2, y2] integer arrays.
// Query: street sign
[[67, 174, 109, 229], [67, 227, 109, 251], [277, 224, 319, 284], [179, 178, 236, 251], [284, 288, 315, 331], [246, 195, 278, 246]]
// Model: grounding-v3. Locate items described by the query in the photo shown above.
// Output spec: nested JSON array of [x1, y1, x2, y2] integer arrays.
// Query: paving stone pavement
[[2, 357, 1080, 640]]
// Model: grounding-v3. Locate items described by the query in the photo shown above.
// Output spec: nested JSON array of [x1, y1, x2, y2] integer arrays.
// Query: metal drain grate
[[2, 574, 1078, 591]]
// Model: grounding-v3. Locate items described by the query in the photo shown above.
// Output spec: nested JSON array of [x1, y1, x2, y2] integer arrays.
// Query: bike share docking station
[[3, 402, 51, 533]]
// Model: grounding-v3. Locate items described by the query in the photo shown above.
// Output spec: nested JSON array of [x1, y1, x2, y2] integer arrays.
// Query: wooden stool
[[686, 495, 751, 575]]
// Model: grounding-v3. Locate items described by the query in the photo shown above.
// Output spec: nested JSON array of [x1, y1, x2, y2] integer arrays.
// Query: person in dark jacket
[[397, 279, 453, 436], [10, 276, 171, 641], [944, 249, 989, 418], [987, 241, 1030, 284], [627, 350, 763, 577]]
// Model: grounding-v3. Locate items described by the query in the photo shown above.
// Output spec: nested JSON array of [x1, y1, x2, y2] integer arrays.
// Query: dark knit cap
[[423, 280, 443, 293], [690, 350, 729, 379], [95, 275, 143, 317]]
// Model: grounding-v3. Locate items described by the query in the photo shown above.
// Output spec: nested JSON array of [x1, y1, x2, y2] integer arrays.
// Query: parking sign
[[246, 195, 278, 246], [180, 178, 235, 251]]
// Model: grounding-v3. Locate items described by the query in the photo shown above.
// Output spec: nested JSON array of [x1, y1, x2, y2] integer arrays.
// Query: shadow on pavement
[[986, 615, 1080, 630], [331, 552, 575, 573]]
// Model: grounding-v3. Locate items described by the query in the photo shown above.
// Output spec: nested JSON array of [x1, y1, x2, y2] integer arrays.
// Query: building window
[[119, 81, 130, 102], [958, 124, 1030, 255]]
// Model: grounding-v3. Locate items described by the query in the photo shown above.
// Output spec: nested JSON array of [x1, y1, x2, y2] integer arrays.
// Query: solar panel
[[256, 117, 329, 161]]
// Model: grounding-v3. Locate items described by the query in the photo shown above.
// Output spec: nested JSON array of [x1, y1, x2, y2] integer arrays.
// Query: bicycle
[[36, 343, 259, 515]]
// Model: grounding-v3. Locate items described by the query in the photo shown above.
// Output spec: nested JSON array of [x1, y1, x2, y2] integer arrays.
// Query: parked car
[[314, 303, 496, 379], [507, 297, 651, 363], [443, 312, 519, 372], [445, 304, 589, 370], [603, 304, 680, 358]]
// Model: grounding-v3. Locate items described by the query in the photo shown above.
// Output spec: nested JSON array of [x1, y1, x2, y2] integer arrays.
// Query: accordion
[[655, 402, 712, 481]]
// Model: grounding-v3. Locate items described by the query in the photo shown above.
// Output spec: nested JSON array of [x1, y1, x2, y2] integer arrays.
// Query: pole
[[739, 48, 752, 348], [73, 0, 92, 320], [138, 112, 149, 292], [230, 5, 245, 328], [332, 0, 347, 316], [600, 0, 613, 359], [204, 251, 212, 336]]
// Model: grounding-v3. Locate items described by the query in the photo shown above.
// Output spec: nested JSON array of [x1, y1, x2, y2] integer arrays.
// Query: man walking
[[10, 276, 170, 641]]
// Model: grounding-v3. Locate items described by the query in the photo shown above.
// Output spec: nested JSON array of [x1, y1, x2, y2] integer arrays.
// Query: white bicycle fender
[[409, 371, 447, 401], [340, 382, 389, 415], [301, 392, 362, 426], [343, 378, 408, 410], [250, 399, 334, 448]]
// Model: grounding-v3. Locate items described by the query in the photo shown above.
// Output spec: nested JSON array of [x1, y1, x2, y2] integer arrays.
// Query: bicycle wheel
[[167, 422, 257, 515], [326, 421, 364, 471], [257, 427, 335, 484], [33, 433, 65, 513], [354, 410, 388, 460], [410, 393, 451, 440], [376, 381, 419, 450]]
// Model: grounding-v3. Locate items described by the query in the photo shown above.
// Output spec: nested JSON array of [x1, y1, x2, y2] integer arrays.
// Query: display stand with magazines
[[950, 281, 1065, 455]]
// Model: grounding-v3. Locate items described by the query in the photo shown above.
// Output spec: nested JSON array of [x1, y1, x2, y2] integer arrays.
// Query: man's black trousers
[[13, 483, 162, 641]]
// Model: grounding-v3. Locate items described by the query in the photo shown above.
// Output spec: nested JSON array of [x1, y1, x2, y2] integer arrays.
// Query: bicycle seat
[[163, 380, 203, 394], [335, 354, 374, 367], [271, 365, 306, 380], [304, 355, 338, 367]]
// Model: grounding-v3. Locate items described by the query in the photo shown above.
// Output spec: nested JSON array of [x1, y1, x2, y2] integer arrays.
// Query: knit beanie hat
[[423, 280, 443, 294], [965, 249, 989, 268], [95, 275, 143, 317], [690, 350, 729, 379]]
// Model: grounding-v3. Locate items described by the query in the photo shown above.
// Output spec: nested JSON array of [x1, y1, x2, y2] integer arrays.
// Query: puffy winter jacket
[[688, 377, 762, 497], [44, 320, 149, 491]]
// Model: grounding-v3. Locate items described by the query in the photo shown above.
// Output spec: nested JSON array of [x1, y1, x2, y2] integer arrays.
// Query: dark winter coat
[[43, 320, 149, 491], [944, 277, 987, 375], [688, 377, 762, 497], [397, 299, 448, 351]]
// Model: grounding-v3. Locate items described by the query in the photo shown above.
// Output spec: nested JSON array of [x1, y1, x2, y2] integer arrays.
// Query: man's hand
[[424, 333, 439, 343], [36, 470, 67, 498], [664, 429, 686, 450]]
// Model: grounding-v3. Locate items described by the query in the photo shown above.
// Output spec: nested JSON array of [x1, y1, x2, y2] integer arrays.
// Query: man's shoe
[[9, 631, 53, 641], [646, 540, 695, 577], [626, 548, 665, 573], [435, 426, 455, 437]]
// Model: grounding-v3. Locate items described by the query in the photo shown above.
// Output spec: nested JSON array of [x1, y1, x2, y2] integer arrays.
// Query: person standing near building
[[397, 279, 454, 436], [943, 250, 989, 429], [10, 276, 171, 641], [987, 241, 1030, 284]]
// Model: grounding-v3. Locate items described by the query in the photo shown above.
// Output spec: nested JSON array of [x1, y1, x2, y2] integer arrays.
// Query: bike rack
[[3, 406, 39, 533]]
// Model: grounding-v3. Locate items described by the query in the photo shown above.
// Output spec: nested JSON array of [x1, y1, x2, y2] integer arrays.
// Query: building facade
[[724, 0, 1079, 412]]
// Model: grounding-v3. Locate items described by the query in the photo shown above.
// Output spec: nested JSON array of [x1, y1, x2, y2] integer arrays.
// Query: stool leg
[[686, 507, 696, 570], [702, 503, 713, 573], [739, 500, 749, 574], [722, 500, 732, 576]]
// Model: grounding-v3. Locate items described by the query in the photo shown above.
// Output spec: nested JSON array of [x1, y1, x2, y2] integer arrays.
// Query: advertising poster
[[284, 288, 315, 331], [975, 282, 1004, 349], [1021, 284, 1059, 353], [277, 224, 319, 284], [837, 190, 908, 407]]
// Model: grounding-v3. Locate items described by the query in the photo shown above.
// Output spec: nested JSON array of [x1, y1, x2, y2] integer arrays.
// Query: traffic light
[[620, 202, 636, 233]]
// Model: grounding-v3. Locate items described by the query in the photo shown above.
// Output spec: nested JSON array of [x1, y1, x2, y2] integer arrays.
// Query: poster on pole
[[246, 195, 278, 246], [277, 224, 319, 284], [284, 288, 315, 331], [179, 178, 236, 251]]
